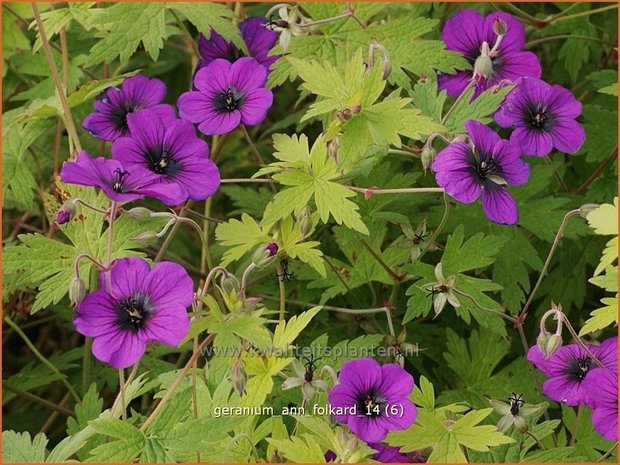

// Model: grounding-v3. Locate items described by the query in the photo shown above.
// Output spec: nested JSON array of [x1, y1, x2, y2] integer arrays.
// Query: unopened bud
[[421, 146, 436, 171], [493, 18, 507, 36], [231, 359, 247, 397], [400, 342, 418, 356], [328, 136, 341, 164], [57, 201, 76, 225], [126, 207, 152, 220], [296, 206, 313, 237], [536, 332, 563, 359], [579, 203, 600, 218], [396, 327, 407, 344], [69, 276, 86, 307], [350, 103, 362, 115], [337, 108, 353, 122], [220, 272, 240, 295], [133, 231, 158, 244]]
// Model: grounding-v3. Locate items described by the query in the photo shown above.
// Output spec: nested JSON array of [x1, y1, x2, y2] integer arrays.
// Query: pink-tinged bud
[[267, 243, 279, 256], [328, 136, 341, 164], [536, 332, 563, 359], [57, 201, 76, 225], [493, 18, 507, 36], [337, 108, 353, 122], [350, 103, 362, 115]]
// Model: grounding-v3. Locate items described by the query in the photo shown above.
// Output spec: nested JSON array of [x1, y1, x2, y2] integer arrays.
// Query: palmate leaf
[[443, 85, 514, 134], [2, 431, 48, 463], [214, 213, 271, 266], [278, 216, 326, 277], [579, 297, 618, 337], [260, 134, 369, 234], [84, 3, 167, 66], [32, 3, 98, 52], [267, 436, 326, 463]]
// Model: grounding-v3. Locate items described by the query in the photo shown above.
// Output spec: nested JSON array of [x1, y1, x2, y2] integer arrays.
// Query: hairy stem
[[3, 384, 75, 416]]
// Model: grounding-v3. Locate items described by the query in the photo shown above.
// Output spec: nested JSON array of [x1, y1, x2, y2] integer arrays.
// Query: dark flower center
[[116, 293, 152, 332], [566, 356, 592, 381], [214, 86, 244, 113], [110, 99, 140, 133], [111, 168, 130, 193], [357, 389, 387, 417], [468, 148, 503, 183], [147, 147, 178, 176], [527, 104, 551, 130]]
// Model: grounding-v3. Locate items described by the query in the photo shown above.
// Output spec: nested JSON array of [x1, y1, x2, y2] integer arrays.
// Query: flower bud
[[396, 327, 407, 344], [295, 206, 313, 237], [473, 54, 493, 81], [328, 136, 341, 164], [69, 276, 86, 307], [536, 332, 563, 359], [57, 201, 76, 225], [337, 108, 353, 122], [493, 18, 507, 36], [231, 358, 247, 397], [579, 203, 600, 218], [220, 272, 240, 295], [421, 146, 436, 171], [133, 231, 158, 244], [126, 207, 152, 220], [350, 103, 362, 115], [400, 342, 418, 356]]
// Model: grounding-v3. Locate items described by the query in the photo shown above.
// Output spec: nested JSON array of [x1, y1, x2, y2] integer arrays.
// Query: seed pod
[[126, 207, 152, 220], [133, 231, 159, 244], [536, 332, 563, 359], [231, 358, 247, 397], [421, 146, 436, 171], [220, 272, 240, 295]]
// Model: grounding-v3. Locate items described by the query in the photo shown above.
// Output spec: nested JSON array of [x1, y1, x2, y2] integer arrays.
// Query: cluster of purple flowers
[[433, 10, 585, 225], [528, 337, 618, 441], [58, 18, 279, 367]]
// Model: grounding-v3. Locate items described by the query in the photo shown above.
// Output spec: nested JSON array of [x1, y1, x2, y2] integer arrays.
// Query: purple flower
[[328, 358, 417, 443], [178, 57, 273, 136], [527, 337, 617, 406], [111, 107, 220, 206], [438, 11, 541, 99], [582, 368, 618, 441], [60, 151, 181, 204], [368, 443, 413, 463], [56, 201, 75, 225], [198, 17, 279, 71], [431, 120, 530, 225], [495, 77, 585, 157], [74, 258, 193, 369], [83, 75, 171, 142]]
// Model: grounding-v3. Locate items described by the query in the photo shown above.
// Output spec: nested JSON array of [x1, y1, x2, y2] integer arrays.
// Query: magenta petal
[[230, 57, 268, 91], [438, 71, 472, 97], [144, 261, 194, 309], [83, 112, 125, 140], [142, 304, 190, 346], [379, 364, 414, 399], [338, 358, 383, 391], [348, 415, 388, 443], [466, 120, 501, 156], [379, 398, 417, 431], [240, 88, 273, 126], [121, 75, 167, 107], [163, 119, 210, 160], [173, 156, 220, 201], [92, 328, 146, 369], [328, 384, 359, 422], [542, 375, 586, 406], [481, 185, 518, 225], [548, 85, 583, 118], [178, 91, 216, 124], [498, 51, 542, 82], [511, 127, 553, 157], [591, 404, 618, 441], [442, 10, 486, 56], [486, 12, 526, 53], [549, 119, 585, 154], [194, 59, 232, 93], [104, 257, 151, 299], [198, 111, 242, 136], [74, 291, 119, 337]]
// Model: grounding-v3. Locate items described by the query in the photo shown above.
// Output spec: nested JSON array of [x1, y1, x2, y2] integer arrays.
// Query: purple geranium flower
[[431, 120, 530, 225], [178, 57, 273, 136], [83, 75, 171, 142], [111, 107, 220, 206], [198, 17, 279, 71], [582, 368, 618, 441], [369, 443, 413, 463], [328, 358, 417, 443], [495, 77, 585, 156], [527, 337, 617, 406], [74, 258, 193, 369], [438, 11, 541, 99], [60, 151, 181, 204]]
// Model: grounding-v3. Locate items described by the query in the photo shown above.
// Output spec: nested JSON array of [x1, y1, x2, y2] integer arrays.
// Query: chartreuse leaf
[[272, 306, 321, 350], [442, 225, 508, 275], [267, 436, 326, 463], [215, 213, 271, 266], [278, 216, 326, 277], [586, 197, 618, 235], [579, 297, 617, 336], [32, 3, 98, 52], [261, 134, 368, 234], [87, 418, 145, 463], [443, 85, 514, 134], [388, 407, 514, 462], [85, 3, 167, 65], [2, 431, 48, 463]]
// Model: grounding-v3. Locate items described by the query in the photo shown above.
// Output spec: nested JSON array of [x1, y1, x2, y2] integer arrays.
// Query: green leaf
[[32, 3, 98, 52], [168, 3, 245, 52], [579, 297, 618, 336], [267, 435, 326, 463], [442, 225, 508, 275], [67, 383, 104, 435], [413, 375, 436, 410], [215, 213, 271, 266], [89, 418, 145, 442], [2, 431, 48, 463], [443, 85, 514, 134], [578, 105, 618, 162], [273, 306, 321, 350], [85, 3, 167, 66]]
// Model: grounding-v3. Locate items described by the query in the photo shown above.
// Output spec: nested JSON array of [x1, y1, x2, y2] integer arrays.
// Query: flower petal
[[481, 184, 519, 225], [230, 57, 268, 92], [197, 110, 242, 136], [510, 127, 553, 157], [141, 304, 190, 346], [143, 261, 194, 309], [549, 119, 585, 154], [92, 327, 146, 369], [379, 364, 414, 400], [240, 88, 273, 126], [103, 257, 151, 300], [74, 291, 119, 337], [338, 358, 383, 394]]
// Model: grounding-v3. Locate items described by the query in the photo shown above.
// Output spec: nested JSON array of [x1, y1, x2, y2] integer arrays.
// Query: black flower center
[[566, 356, 592, 381], [111, 168, 130, 193], [116, 293, 152, 332], [527, 104, 551, 130], [357, 389, 387, 417], [214, 86, 243, 113], [147, 147, 178, 176], [468, 148, 502, 183], [110, 99, 140, 133]]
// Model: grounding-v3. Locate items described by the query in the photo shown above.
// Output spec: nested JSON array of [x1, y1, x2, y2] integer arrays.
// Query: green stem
[[3, 384, 75, 416], [597, 442, 618, 462], [453, 289, 518, 324], [570, 404, 585, 446], [276, 262, 286, 321], [4, 316, 80, 403], [417, 192, 450, 263], [118, 369, 127, 420], [518, 209, 581, 322], [526, 34, 616, 49], [361, 239, 405, 281], [550, 4, 618, 24], [349, 186, 445, 195], [525, 430, 546, 451]]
